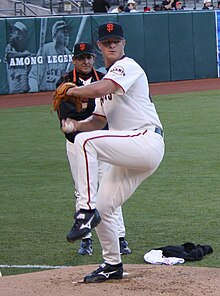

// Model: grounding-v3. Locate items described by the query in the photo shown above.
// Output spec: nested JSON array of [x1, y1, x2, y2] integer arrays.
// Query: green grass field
[[0, 90, 219, 276]]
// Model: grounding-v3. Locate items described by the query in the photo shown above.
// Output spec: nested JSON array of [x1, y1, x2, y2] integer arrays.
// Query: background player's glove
[[52, 82, 82, 113]]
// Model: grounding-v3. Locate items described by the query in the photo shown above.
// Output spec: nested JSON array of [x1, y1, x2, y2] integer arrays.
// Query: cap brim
[[73, 52, 95, 58], [98, 35, 124, 41], [10, 24, 25, 32]]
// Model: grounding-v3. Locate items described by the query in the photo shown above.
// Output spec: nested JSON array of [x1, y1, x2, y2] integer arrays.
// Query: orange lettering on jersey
[[106, 23, 114, 33], [80, 43, 86, 51]]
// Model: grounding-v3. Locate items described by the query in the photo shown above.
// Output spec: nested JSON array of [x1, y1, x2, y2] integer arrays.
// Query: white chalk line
[[0, 264, 70, 269]]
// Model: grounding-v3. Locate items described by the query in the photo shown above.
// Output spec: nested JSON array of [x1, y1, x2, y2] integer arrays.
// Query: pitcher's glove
[[52, 82, 82, 113]]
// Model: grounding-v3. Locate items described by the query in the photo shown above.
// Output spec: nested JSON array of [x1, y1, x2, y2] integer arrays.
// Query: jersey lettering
[[100, 93, 112, 106], [110, 66, 125, 76]]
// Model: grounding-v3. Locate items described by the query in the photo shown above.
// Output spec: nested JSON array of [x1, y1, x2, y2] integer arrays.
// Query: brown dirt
[[1, 264, 220, 296], [0, 78, 220, 109], [149, 77, 220, 95], [0, 78, 220, 295]]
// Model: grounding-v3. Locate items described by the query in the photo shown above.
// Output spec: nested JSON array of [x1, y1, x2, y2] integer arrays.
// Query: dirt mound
[[1, 264, 220, 296]]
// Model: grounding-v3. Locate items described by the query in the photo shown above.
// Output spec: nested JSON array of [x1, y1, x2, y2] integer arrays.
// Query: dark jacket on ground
[[156, 242, 213, 261]]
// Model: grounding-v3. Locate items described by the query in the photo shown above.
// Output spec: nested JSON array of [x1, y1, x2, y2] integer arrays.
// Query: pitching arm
[[66, 79, 121, 99]]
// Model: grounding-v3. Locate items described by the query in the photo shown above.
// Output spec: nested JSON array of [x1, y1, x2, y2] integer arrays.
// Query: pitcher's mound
[[1, 264, 220, 296]]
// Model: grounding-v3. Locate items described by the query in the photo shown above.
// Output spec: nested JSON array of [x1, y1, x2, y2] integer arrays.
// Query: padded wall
[[0, 11, 218, 95], [144, 12, 170, 82], [169, 11, 195, 81], [193, 11, 217, 79]]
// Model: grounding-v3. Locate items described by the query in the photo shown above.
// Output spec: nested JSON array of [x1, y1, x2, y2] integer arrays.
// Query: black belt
[[154, 127, 163, 137]]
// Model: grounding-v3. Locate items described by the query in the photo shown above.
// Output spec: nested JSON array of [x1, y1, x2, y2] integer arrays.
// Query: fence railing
[[0, 0, 213, 17], [14, 1, 37, 16]]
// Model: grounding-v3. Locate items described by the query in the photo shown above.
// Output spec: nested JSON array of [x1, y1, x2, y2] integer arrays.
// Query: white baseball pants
[[73, 128, 165, 265]]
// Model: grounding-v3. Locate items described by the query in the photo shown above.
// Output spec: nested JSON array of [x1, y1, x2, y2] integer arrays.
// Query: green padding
[[0, 12, 219, 95], [0, 19, 8, 94], [29, 16, 78, 92], [4, 17, 36, 94], [64, 15, 92, 51], [169, 12, 195, 81], [119, 14, 145, 71], [28, 17, 63, 92], [144, 13, 170, 83], [193, 11, 217, 78]]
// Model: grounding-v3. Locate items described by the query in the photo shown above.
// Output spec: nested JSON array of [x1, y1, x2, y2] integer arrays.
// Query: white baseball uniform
[[74, 56, 165, 264]]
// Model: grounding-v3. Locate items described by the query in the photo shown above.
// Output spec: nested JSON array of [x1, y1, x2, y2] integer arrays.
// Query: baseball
[[62, 120, 75, 134]]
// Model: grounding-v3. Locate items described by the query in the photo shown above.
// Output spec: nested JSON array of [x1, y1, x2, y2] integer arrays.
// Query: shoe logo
[[99, 270, 118, 279], [77, 213, 85, 219], [79, 214, 94, 230]]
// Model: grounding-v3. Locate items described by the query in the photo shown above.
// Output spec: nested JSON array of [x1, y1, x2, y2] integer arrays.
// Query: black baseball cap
[[73, 42, 95, 58], [98, 22, 124, 41]]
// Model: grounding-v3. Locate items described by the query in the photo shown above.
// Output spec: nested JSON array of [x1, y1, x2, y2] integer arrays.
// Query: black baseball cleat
[[78, 238, 93, 255], [66, 209, 101, 243], [119, 238, 132, 255], [84, 262, 123, 283]]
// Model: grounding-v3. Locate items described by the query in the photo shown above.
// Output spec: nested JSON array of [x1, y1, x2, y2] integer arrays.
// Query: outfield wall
[[0, 11, 219, 95]]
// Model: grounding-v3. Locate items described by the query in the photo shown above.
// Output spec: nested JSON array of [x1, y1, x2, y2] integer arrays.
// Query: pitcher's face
[[97, 38, 125, 66]]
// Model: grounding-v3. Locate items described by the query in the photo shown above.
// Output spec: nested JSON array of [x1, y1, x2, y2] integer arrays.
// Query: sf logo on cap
[[80, 43, 86, 51], [106, 23, 114, 33]]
